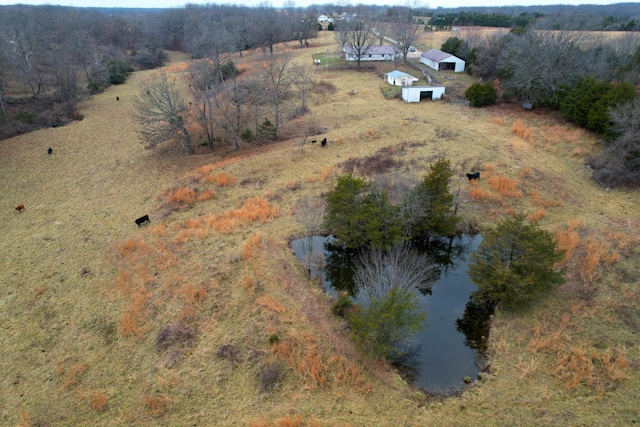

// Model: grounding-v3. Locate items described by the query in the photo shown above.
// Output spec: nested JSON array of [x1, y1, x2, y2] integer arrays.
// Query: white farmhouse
[[386, 70, 419, 86], [318, 15, 328, 22], [420, 49, 465, 72], [343, 45, 398, 62]]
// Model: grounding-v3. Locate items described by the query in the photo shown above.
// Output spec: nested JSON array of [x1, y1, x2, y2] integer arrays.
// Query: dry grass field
[[1, 35, 639, 427]]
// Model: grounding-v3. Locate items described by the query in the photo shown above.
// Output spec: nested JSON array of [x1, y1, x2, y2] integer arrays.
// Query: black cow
[[321, 138, 327, 147], [47, 147, 52, 155], [135, 214, 150, 227], [116, 96, 120, 101], [311, 140, 316, 143], [466, 172, 480, 181]]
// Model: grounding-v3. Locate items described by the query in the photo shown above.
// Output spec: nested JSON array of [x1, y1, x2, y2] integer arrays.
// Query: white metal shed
[[419, 49, 466, 73], [402, 86, 446, 102]]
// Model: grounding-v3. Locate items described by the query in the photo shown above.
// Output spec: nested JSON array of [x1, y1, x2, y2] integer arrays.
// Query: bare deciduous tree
[[258, 53, 294, 140], [338, 15, 376, 67], [588, 99, 640, 187], [389, 8, 421, 64], [134, 70, 194, 153], [354, 244, 435, 301], [502, 14, 608, 105], [184, 59, 218, 149], [292, 63, 314, 111], [295, 196, 326, 252]]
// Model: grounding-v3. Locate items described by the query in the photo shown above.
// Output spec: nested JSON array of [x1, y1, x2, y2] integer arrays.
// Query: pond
[[291, 234, 491, 395]]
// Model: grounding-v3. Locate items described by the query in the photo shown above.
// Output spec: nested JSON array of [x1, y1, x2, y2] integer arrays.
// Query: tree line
[[0, 3, 318, 140], [447, 14, 640, 187]]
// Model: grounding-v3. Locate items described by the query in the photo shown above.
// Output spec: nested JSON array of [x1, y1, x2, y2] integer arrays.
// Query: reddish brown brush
[[197, 188, 217, 201], [555, 226, 580, 263], [578, 236, 619, 283], [527, 208, 547, 222], [531, 190, 561, 207], [163, 187, 196, 209], [511, 119, 536, 142], [61, 363, 87, 390], [490, 116, 505, 126], [256, 294, 286, 314], [144, 394, 175, 417], [242, 234, 263, 260], [488, 174, 522, 197], [321, 166, 333, 180], [213, 172, 236, 187], [90, 391, 109, 411]]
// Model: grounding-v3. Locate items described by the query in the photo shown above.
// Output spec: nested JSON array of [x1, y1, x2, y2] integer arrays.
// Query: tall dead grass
[[528, 319, 630, 391], [467, 180, 497, 201], [554, 219, 584, 264], [271, 328, 371, 392], [579, 236, 620, 283], [511, 119, 537, 143], [243, 234, 263, 260], [206, 197, 280, 234], [487, 174, 522, 197], [530, 190, 561, 207]]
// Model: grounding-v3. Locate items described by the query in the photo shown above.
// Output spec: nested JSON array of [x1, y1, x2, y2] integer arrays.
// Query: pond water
[[291, 234, 490, 395]]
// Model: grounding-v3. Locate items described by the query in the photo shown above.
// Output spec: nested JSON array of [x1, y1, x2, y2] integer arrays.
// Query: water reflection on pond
[[291, 234, 490, 394]]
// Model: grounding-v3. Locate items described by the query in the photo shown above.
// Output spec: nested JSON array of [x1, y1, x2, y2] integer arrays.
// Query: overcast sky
[[0, 0, 631, 10]]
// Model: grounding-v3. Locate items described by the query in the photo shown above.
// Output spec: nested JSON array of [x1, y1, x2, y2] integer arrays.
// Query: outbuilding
[[420, 49, 465, 72], [386, 70, 419, 86], [343, 45, 398, 62], [401, 86, 446, 102]]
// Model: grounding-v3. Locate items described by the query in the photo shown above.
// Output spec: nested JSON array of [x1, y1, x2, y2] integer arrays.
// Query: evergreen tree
[[561, 77, 635, 134], [465, 81, 498, 107], [441, 36, 462, 56], [324, 174, 403, 249], [468, 215, 565, 309], [407, 158, 460, 240]]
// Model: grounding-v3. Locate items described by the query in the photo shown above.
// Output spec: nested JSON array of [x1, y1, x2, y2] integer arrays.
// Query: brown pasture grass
[[519, 166, 532, 179], [544, 124, 586, 145], [579, 236, 619, 283], [242, 234, 263, 260], [4, 33, 640, 427], [256, 294, 286, 314], [511, 119, 536, 143], [270, 328, 371, 392], [204, 196, 280, 235], [555, 219, 583, 263], [248, 417, 321, 427], [527, 317, 631, 392], [527, 208, 547, 222], [530, 190, 561, 207], [213, 172, 236, 187], [144, 393, 175, 417], [61, 363, 87, 390], [197, 188, 217, 201], [320, 166, 333, 180], [490, 116, 505, 126], [487, 174, 522, 198], [163, 187, 197, 209], [89, 391, 109, 411]]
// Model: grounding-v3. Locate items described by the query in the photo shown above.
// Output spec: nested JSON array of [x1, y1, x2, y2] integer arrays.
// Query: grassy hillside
[[1, 35, 639, 427]]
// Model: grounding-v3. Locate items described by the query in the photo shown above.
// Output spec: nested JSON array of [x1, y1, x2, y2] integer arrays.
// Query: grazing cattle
[[15, 203, 25, 212], [321, 138, 327, 147], [116, 96, 120, 101], [311, 140, 316, 143], [466, 172, 480, 181], [47, 147, 52, 155], [135, 214, 150, 227]]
